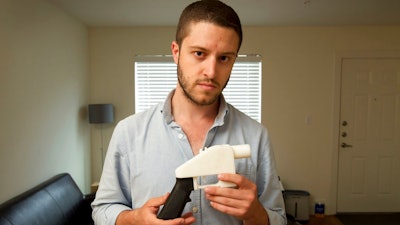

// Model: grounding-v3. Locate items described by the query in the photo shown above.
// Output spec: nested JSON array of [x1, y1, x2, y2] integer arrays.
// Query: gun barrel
[[232, 144, 251, 158]]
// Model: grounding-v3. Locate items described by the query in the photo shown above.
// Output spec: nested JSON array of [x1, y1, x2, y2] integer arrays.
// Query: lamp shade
[[88, 104, 114, 124]]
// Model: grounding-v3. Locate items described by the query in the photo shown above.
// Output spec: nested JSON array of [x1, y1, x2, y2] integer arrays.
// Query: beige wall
[[88, 27, 176, 180], [0, 0, 90, 203], [1, 0, 399, 214], [89, 25, 400, 214]]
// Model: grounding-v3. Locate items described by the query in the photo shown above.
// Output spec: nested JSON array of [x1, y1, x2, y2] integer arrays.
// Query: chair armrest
[[67, 192, 96, 225], [83, 192, 96, 204]]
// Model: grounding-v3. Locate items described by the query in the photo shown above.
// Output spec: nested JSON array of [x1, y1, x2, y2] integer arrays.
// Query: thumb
[[145, 193, 170, 207]]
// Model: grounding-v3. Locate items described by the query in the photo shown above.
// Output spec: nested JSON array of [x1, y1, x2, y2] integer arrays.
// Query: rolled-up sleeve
[[257, 132, 287, 225], [91, 121, 133, 225]]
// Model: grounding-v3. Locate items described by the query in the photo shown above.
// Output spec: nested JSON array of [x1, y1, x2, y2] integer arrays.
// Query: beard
[[177, 62, 228, 106]]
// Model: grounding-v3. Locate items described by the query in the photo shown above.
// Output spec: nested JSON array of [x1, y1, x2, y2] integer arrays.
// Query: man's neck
[[171, 88, 219, 123], [171, 88, 220, 154]]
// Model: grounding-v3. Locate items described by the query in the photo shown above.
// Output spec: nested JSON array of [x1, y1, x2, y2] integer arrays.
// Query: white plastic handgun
[[157, 144, 251, 219]]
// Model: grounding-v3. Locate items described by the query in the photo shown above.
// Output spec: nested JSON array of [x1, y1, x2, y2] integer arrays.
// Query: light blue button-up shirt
[[92, 91, 286, 225]]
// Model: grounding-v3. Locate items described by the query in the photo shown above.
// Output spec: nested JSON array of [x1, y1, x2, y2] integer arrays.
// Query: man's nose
[[203, 57, 217, 78]]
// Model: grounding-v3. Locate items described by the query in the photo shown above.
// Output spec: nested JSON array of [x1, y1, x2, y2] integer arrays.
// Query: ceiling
[[48, 0, 400, 27]]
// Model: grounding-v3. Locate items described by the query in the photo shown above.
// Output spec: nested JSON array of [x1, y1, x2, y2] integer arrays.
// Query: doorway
[[336, 56, 400, 212]]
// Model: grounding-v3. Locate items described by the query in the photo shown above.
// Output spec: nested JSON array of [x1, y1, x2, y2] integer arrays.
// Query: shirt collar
[[161, 90, 175, 124], [161, 89, 229, 126]]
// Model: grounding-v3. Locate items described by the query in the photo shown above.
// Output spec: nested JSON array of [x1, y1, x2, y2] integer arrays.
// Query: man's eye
[[194, 51, 204, 57], [220, 56, 230, 62]]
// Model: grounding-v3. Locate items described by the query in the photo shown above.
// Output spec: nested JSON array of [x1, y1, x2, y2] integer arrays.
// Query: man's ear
[[171, 41, 179, 64]]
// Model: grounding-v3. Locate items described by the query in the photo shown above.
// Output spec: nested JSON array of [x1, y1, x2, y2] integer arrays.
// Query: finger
[[208, 192, 257, 219], [208, 194, 243, 206], [157, 215, 195, 225], [209, 200, 244, 217], [146, 193, 170, 207], [205, 186, 246, 200], [164, 217, 186, 225], [218, 173, 251, 188], [205, 187, 255, 209]]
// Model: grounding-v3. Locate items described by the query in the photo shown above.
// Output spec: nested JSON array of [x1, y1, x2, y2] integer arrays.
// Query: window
[[134, 55, 262, 122]]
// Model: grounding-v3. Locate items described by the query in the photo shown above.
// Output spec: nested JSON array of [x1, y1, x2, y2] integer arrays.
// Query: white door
[[337, 58, 400, 212]]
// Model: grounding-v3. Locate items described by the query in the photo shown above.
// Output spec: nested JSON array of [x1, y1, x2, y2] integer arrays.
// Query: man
[[91, 1, 286, 225]]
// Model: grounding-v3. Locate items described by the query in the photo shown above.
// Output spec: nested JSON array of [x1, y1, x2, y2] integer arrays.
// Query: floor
[[294, 216, 344, 225], [335, 213, 400, 225]]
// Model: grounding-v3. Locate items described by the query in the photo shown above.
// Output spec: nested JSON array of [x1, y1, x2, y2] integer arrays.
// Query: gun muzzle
[[231, 144, 251, 159]]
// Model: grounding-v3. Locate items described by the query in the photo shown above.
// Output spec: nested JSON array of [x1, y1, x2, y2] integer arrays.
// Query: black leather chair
[[0, 173, 94, 225]]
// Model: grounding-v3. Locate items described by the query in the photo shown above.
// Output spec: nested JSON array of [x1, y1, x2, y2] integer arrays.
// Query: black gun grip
[[157, 178, 194, 220]]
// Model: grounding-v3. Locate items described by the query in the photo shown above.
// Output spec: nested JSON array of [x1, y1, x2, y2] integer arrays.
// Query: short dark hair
[[176, 0, 242, 51]]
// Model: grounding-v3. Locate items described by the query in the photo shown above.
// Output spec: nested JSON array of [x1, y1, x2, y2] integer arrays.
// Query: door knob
[[341, 143, 353, 148]]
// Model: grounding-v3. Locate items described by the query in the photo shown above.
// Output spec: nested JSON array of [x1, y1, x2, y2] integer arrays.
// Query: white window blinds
[[134, 55, 262, 122]]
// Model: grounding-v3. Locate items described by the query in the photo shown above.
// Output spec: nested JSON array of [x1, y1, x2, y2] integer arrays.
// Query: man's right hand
[[115, 193, 196, 225]]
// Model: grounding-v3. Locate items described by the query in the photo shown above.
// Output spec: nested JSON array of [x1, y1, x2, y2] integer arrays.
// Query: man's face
[[171, 22, 239, 106]]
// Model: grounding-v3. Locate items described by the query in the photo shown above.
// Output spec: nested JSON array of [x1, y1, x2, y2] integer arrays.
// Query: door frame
[[331, 50, 400, 214]]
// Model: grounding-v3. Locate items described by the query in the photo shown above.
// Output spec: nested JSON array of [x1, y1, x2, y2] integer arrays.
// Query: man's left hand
[[204, 173, 269, 225]]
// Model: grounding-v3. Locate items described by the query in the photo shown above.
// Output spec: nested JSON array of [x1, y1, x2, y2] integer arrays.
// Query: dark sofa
[[0, 173, 94, 225]]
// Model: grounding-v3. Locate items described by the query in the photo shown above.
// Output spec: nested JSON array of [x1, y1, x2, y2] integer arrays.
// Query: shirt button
[[178, 133, 184, 139], [192, 206, 198, 213]]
